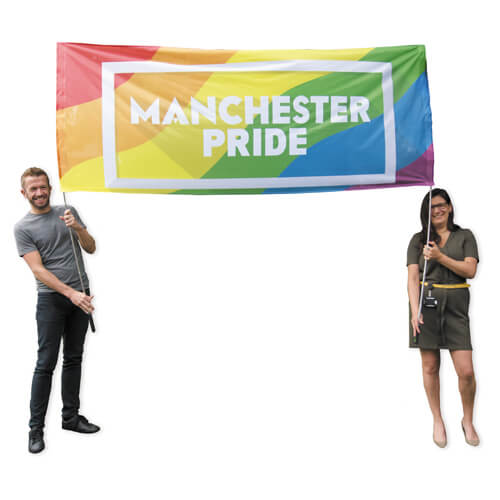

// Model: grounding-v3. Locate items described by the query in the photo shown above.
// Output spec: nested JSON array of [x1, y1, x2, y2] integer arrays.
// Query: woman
[[407, 188, 480, 448]]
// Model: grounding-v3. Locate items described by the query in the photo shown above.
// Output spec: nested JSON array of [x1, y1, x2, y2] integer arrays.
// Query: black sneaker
[[29, 429, 45, 453], [62, 415, 100, 434]]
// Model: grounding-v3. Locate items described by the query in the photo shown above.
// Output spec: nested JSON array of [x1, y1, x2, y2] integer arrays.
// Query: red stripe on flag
[[57, 43, 160, 110]]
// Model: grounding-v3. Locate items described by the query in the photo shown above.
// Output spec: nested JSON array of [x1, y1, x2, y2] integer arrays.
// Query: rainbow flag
[[57, 43, 433, 195]]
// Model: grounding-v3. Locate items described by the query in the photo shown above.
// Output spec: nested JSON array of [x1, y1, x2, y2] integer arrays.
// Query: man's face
[[21, 175, 51, 210]]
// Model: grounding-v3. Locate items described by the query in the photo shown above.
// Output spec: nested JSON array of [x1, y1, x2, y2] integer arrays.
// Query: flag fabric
[[57, 43, 433, 195]]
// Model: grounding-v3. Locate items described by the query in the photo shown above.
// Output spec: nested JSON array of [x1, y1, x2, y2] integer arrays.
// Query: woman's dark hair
[[419, 188, 461, 245]]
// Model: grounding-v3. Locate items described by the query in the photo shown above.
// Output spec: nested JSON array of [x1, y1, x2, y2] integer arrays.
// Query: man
[[14, 167, 100, 454]]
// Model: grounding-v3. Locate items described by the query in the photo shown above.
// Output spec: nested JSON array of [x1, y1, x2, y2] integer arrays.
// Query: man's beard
[[29, 195, 50, 210]]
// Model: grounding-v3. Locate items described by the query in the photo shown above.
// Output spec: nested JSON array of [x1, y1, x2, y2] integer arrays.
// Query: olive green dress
[[407, 228, 479, 350]]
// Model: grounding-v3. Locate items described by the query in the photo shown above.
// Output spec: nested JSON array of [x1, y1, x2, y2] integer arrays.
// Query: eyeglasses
[[431, 202, 449, 211]]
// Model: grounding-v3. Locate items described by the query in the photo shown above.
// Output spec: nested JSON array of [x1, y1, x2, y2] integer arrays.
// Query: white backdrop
[[1, 1, 498, 498]]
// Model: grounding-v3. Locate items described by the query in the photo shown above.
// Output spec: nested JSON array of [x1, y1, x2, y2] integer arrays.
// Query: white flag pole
[[414, 185, 433, 344]]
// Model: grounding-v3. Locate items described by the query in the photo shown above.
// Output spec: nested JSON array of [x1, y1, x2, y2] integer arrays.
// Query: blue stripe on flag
[[275, 73, 432, 181]]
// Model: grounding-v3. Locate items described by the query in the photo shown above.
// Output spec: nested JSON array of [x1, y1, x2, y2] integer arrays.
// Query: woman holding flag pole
[[407, 188, 480, 448]]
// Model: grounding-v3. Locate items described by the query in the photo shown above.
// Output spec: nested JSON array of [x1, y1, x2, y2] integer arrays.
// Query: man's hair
[[21, 167, 51, 189]]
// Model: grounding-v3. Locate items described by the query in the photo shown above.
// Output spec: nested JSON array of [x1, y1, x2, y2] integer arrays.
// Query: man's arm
[[59, 209, 96, 254], [22, 250, 94, 313], [74, 226, 96, 254]]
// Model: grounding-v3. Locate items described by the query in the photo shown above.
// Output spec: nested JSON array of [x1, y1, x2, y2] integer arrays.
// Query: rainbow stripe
[[57, 44, 433, 195]]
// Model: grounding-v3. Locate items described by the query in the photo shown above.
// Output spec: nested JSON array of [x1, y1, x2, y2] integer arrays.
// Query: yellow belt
[[420, 282, 470, 289]]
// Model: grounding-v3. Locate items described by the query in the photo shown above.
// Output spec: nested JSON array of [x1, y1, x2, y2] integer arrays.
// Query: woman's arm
[[407, 264, 423, 335], [424, 242, 477, 279]]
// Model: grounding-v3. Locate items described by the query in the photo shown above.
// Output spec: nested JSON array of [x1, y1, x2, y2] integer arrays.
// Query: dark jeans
[[30, 291, 89, 430]]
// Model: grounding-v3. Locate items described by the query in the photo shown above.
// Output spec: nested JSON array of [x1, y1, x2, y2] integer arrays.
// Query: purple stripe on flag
[[347, 144, 434, 191]]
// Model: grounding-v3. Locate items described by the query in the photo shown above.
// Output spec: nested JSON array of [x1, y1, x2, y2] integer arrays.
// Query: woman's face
[[431, 195, 452, 227]]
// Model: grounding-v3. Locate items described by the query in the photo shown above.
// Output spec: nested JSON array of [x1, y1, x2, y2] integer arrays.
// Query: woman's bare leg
[[450, 350, 479, 444], [420, 349, 446, 444]]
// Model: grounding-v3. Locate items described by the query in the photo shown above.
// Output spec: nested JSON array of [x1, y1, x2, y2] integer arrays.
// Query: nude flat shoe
[[433, 436, 447, 448], [461, 420, 480, 446], [433, 423, 447, 448]]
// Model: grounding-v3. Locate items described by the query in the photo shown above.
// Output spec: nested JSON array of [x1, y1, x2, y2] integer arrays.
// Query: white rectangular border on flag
[[101, 60, 396, 190]]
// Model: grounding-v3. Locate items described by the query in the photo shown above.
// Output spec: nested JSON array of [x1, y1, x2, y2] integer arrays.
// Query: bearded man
[[14, 167, 100, 453]]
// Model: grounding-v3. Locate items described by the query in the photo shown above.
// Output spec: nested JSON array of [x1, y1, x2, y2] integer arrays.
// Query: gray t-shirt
[[14, 205, 89, 293]]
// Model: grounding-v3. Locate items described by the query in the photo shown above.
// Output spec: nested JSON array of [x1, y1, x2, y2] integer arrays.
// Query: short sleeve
[[407, 233, 421, 266], [463, 229, 479, 262], [70, 206, 86, 229], [14, 226, 37, 257]]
